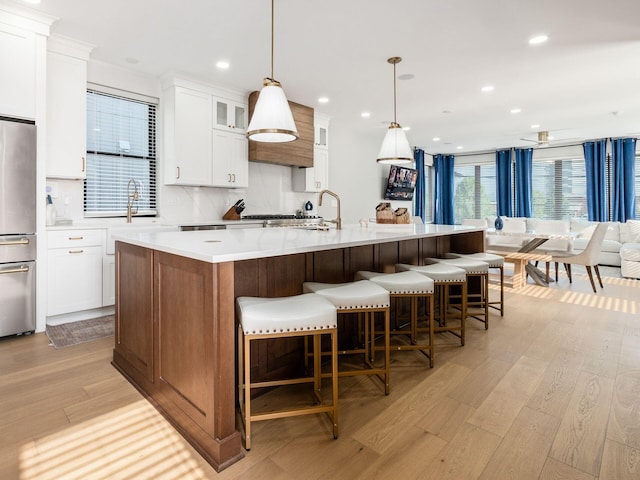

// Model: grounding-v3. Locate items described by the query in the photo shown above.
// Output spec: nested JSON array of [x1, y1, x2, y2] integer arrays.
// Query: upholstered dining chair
[[551, 222, 608, 293]]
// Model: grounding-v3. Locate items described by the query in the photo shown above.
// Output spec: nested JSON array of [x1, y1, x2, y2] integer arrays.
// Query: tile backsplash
[[47, 161, 316, 225]]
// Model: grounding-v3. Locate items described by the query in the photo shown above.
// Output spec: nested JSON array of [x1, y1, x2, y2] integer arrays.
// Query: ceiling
[[13, 0, 640, 154]]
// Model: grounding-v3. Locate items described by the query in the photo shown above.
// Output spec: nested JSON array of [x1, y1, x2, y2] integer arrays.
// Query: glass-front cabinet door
[[214, 97, 247, 133]]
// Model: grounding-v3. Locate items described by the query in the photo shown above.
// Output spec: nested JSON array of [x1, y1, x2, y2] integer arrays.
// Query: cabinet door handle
[[81, 156, 86, 172], [68, 249, 84, 254], [176, 166, 181, 179], [68, 236, 84, 241], [232, 174, 236, 182]]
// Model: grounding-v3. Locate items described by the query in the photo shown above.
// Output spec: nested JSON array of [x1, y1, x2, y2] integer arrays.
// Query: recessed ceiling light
[[456, 146, 464, 150], [481, 85, 495, 93], [442, 110, 452, 114], [361, 112, 371, 118], [318, 97, 329, 104], [216, 61, 230, 69], [432, 137, 440, 142], [510, 108, 521, 114], [531, 124, 540, 129], [529, 35, 549, 45], [125, 57, 139, 64], [398, 73, 415, 81]]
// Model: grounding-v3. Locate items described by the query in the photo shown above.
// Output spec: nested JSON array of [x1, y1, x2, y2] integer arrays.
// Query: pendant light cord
[[270, 0, 275, 81], [393, 60, 397, 124]]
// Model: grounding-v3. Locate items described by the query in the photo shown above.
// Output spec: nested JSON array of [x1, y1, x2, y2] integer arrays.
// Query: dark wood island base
[[113, 228, 483, 471]]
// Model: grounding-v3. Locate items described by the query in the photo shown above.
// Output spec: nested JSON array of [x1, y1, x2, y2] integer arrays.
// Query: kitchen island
[[112, 223, 484, 471]]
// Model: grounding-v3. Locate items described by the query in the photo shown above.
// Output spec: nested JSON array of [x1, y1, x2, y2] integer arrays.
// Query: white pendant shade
[[247, 82, 298, 143], [376, 124, 413, 164]]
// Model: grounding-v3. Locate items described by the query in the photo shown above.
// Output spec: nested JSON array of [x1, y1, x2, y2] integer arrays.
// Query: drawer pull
[[68, 249, 84, 254], [0, 265, 29, 274], [0, 238, 29, 246], [68, 236, 84, 241]]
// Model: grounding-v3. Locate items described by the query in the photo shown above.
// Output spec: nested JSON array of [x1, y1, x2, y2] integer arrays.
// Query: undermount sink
[[106, 224, 179, 254]]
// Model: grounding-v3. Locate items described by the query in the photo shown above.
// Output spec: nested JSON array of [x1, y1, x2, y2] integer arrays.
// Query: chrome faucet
[[126, 178, 139, 223], [318, 189, 341, 230]]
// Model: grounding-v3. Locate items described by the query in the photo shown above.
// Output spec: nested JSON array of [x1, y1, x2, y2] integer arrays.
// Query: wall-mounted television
[[384, 165, 417, 201]]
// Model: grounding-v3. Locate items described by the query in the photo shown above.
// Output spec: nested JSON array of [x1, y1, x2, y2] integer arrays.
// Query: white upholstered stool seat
[[445, 252, 505, 317], [303, 280, 391, 394], [425, 257, 490, 330], [396, 263, 467, 346], [236, 293, 339, 450], [355, 271, 436, 367]]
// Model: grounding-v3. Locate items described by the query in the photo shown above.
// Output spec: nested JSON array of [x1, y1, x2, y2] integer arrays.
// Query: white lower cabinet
[[47, 229, 104, 316], [103, 255, 115, 307]]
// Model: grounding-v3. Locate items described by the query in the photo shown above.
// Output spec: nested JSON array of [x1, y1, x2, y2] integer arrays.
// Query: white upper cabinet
[[164, 85, 213, 186], [163, 79, 248, 188], [213, 97, 248, 133], [0, 10, 53, 120], [314, 114, 329, 150], [46, 37, 93, 179], [212, 130, 248, 188], [293, 114, 330, 192]]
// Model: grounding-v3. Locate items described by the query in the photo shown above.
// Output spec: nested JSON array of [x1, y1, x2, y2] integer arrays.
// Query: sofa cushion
[[571, 220, 620, 242], [531, 219, 571, 252], [573, 238, 622, 254], [626, 220, 640, 243], [620, 243, 640, 262]]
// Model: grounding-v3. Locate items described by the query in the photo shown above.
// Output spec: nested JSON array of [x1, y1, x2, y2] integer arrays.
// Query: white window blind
[[531, 158, 587, 219], [84, 90, 157, 217], [453, 163, 496, 224]]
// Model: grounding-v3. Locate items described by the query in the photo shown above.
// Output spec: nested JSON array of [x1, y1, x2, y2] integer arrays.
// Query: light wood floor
[[2, 271, 640, 480]]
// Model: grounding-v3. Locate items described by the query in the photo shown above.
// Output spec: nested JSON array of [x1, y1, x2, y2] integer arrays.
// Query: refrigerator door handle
[[0, 265, 30, 275], [0, 238, 29, 246]]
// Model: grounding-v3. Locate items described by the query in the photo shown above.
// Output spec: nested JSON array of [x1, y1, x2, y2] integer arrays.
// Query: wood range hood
[[247, 90, 314, 168]]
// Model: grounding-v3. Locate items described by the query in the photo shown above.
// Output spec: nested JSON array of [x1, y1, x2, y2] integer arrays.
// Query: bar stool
[[396, 263, 467, 346], [445, 252, 505, 317], [236, 293, 339, 450], [425, 257, 490, 330], [302, 280, 391, 394], [354, 270, 435, 367]]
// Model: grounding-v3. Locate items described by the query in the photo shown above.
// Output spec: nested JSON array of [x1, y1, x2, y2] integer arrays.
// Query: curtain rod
[[419, 136, 638, 158]]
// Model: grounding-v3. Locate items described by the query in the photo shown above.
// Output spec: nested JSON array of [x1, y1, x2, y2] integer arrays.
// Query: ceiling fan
[[520, 130, 550, 147]]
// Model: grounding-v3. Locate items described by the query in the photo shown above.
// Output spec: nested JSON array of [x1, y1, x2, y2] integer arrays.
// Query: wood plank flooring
[[1, 271, 640, 479]]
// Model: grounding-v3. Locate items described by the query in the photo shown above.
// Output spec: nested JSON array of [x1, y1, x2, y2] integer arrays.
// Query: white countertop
[[112, 223, 484, 263]]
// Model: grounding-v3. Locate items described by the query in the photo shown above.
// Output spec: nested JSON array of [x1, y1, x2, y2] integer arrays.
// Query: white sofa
[[471, 217, 640, 278]]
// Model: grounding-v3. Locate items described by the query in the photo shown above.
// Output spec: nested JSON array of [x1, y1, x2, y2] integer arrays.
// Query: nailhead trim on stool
[[445, 252, 505, 317], [236, 293, 339, 450], [396, 263, 467, 346], [425, 257, 490, 330], [303, 280, 392, 394], [355, 270, 436, 367]]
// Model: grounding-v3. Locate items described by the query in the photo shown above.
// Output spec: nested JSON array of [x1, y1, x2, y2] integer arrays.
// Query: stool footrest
[[251, 404, 337, 422]]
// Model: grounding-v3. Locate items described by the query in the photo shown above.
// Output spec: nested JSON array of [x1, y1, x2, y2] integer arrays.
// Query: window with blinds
[[531, 158, 588, 219], [84, 90, 157, 217], [453, 163, 496, 224]]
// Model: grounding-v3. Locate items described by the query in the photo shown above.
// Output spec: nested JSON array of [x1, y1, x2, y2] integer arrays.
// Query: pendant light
[[246, 0, 298, 143], [376, 57, 412, 164]]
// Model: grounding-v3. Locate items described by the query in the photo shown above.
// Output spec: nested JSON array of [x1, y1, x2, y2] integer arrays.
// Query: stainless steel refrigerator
[[0, 117, 36, 337]]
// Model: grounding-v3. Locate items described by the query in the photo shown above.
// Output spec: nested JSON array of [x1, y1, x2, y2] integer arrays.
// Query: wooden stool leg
[[428, 293, 434, 367], [330, 329, 339, 439], [483, 273, 489, 330], [461, 282, 467, 346], [244, 334, 252, 450], [383, 309, 390, 395], [499, 265, 504, 316], [314, 334, 321, 400]]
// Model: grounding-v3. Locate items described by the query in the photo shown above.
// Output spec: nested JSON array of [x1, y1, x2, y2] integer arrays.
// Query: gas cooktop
[[241, 214, 324, 227], [242, 214, 320, 220]]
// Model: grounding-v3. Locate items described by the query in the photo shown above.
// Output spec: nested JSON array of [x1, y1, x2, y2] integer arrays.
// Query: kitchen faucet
[[126, 178, 139, 223], [318, 189, 341, 230]]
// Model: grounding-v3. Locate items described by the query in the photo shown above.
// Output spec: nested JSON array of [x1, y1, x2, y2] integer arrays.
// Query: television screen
[[384, 165, 417, 201]]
